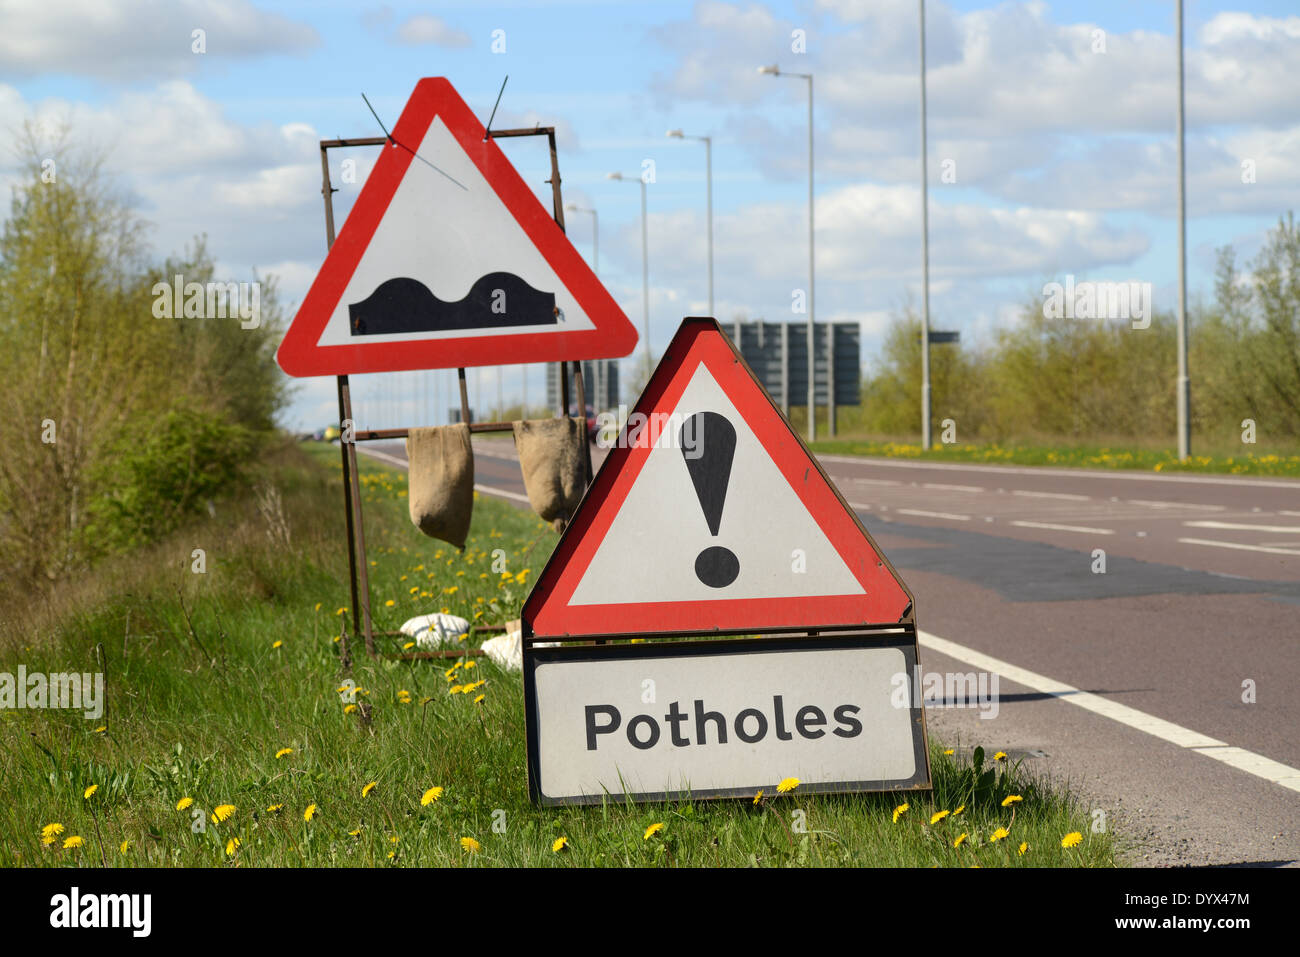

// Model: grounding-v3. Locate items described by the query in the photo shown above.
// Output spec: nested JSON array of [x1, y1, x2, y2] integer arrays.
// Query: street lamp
[[918, 0, 933, 450], [564, 203, 598, 275], [759, 63, 817, 441], [608, 171, 651, 367], [666, 129, 714, 318]]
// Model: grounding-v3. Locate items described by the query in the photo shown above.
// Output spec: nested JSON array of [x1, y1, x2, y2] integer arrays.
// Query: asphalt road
[[359, 437, 1300, 866]]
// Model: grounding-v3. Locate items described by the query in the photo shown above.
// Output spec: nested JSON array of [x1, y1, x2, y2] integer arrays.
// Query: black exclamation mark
[[680, 411, 739, 588]]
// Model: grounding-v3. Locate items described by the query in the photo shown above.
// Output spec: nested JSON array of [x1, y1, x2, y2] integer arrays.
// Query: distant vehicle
[[322, 425, 341, 442]]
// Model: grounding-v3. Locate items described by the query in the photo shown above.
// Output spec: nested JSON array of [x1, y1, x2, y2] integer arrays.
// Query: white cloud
[[392, 14, 472, 48], [0, 0, 318, 81]]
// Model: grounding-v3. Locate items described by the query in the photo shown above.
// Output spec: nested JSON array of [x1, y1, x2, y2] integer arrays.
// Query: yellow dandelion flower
[[402, 642, 414, 651], [776, 777, 800, 793], [953, 804, 965, 816], [272, 640, 283, 649], [275, 747, 293, 759], [40, 823, 64, 844], [930, 810, 950, 825], [942, 748, 954, 755], [62, 836, 83, 849], [449, 685, 464, 694], [225, 837, 239, 856], [304, 804, 318, 822], [211, 804, 236, 824], [460, 836, 481, 853], [267, 804, 284, 814], [953, 833, 968, 848], [93, 726, 107, 734], [421, 787, 444, 806], [463, 661, 477, 670], [343, 704, 358, 714], [362, 781, 378, 798], [473, 694, 485, 705], [384, 599, 395, 607], [1001, 795, 1022, 807], [176, 797, 194, 811], [643, 822, 664, 840], [83, 784, 98, 800], [386, 850, 396, 860], [1018, 842, 1029, 855], [893, 803, 909, 823], [119, 839, 130, 854], [348, 828, 362, 838], [990, 827, 1010, 843], [753, 790, 764, 805], [1061, 831, 1083, 849], [552, 836, 570, 853], [993, 751, 1007, 762]]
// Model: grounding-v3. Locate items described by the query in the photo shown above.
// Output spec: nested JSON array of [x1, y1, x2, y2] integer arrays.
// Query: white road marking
[[896, 508, 972, 521], [849, 477, 903, 487], [1280, 510, 1300, 518], [1127, 499, 1226, 511], [918, 630, 1300, 794], [922, 483, 984, 493], [1184, 520, 1300, 533], [1178, 537, 1300, 556], [1011, 520, 1115, 535], [1012, 490, 1090, 501], [817, 453, 1300, 489], [357, 447, 408, 467], [474, 483, 531, 504]]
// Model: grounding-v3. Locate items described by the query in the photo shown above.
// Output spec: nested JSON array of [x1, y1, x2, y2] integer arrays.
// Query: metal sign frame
[[314, 121, 595, 666]]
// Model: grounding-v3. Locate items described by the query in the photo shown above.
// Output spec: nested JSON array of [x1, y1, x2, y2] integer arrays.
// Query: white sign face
[[568, 363, 865, 605], [525, 640, 927, 805], [316, 116, 595, 348]]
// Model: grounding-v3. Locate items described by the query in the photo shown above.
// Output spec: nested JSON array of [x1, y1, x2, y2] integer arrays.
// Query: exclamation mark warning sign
[[680, 412, 739, 588]]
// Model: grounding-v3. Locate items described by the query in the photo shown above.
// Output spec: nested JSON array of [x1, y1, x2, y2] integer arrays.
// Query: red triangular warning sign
[[523, 318, 914, 638], [277, 77, 638, 377]]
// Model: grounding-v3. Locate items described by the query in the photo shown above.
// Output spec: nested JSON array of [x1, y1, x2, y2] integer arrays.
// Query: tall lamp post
[[666, 129, 714, 318], [608, 171, 651, 374], [759, 63, 816, 442], [918, 0, 933, 449], [1175, 0, 1191, 460]]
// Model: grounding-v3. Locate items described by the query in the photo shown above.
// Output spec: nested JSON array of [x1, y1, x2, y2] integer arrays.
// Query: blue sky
[[3, 0, 1297, 430]]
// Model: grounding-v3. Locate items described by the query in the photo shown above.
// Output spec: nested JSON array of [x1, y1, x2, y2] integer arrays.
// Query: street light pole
[[608, 172, 651, 371], [759, 65, 816, 442], [919, 0, 933, 451], [1175, 0, 1191, 461], [666, 130, 714, 317]]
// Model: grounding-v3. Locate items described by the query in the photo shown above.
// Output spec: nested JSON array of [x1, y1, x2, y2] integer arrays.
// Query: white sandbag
[[478, 628, 558, 672], [400, 613, 469, 649]]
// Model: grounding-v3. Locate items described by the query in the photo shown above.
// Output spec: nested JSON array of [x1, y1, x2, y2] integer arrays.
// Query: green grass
[[807, 436, 1300, 477], [0, 441, 1114, 867]]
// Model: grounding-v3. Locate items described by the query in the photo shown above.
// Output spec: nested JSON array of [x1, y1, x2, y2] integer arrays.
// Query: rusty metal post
[[321, 142, 375, 659], [573, 362, 593, 483], [457, 367, 471, 424]]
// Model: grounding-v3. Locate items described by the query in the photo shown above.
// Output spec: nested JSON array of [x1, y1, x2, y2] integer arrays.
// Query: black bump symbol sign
[[680, 412, 739, 588]]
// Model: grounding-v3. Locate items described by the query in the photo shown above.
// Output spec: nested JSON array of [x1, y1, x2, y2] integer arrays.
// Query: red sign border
[[277, 77, 638, 377]]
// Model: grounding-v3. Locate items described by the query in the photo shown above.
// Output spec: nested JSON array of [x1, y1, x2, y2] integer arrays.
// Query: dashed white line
[[896, 508, 972, 521], [921, 483, 984, 493], [1012, 490, 1091, 501], [1184, 520, 1300, 533], [1178, 537, 1300, 556], [1010, 520, 1115, 535], [919, 630, 1300, 794], [849, 477, 903, 487], [1127, 499, 1226, 511]]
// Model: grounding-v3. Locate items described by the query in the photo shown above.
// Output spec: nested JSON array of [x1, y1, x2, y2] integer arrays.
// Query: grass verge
[[0, 440, 1114, 867], [808, 437, 1300, 477]]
